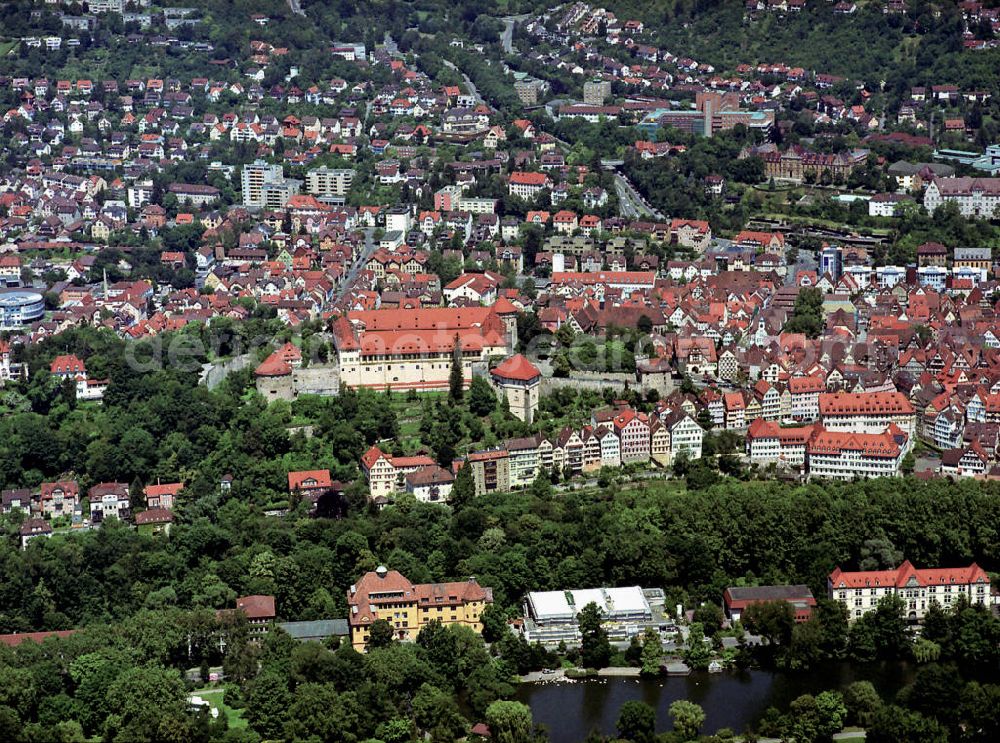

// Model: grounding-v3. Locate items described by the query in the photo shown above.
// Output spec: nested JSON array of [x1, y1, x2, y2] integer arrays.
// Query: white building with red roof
[[143, 481, 183, 510], [829, 560, 990, 622], [818, 391, 916, 437], [746, 418, 815, 467], [50, 354, 86, 380], [508, 171, 551, 198], [287, 470, 332, 494], [360, 446, 437, 500], [806, 425, 908, 481], [788, 373, 826, 421], [49, 354, 106, 401], [490, 354, 542, 423], [333, 306, 515, 393]]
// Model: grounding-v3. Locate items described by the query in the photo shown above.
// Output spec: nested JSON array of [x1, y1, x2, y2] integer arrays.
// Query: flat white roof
[[527, 586, 653, 623], [603, 586, 649, 614], [527, 591, 575, 622], [570, 588, 606, 613]]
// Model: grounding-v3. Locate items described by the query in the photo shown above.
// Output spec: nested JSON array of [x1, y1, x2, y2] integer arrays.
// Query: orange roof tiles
[[819, 391, 914, 416], [829, 560, 988, 590], [491, 354, 541, 382], [807, 428, 902, 458], [288, 470, 332, 491]]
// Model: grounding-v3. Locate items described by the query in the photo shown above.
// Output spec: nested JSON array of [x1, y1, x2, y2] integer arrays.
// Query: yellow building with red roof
[[347, 566, 493, 650]]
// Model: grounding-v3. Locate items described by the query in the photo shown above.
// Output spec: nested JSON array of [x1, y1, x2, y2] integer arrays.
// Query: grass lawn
[[387, 391, 445, 449], [0, 40, 18, 57], [759, 211, 893, 236], [190, 688, 246, 729]]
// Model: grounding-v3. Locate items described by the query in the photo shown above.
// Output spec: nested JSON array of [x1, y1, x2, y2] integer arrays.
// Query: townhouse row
[[361, 404, 705, 501]]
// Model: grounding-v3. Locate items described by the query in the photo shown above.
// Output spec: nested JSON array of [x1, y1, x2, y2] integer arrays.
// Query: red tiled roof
[[144, 482, 183, 497], [789, 374, 826, 394], [819, 391, 914, 416], [135, 508, 174, 525], [746, 417, 815, 444], [361, 445, 388, 470], [254, 355, 292, 377], [807, 428, 902, 458], [389, 455, 436, 468], [509, 171, 549, 186], [288, 469, 332, 491], [50, 354, 86, 376], [0, 630, 77, 647], [829, 560, 988, 590], [348, 569, 416, 625], [491, 354, 541, 382], [349, 306, 495, 331], [236, 595, 276, 620]]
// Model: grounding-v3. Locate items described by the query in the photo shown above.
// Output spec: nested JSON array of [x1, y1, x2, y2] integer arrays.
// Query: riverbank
[[515, 662, 909, 743], [521, 666, 642, 683]]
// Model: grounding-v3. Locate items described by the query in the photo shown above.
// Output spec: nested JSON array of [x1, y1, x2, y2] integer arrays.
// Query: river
[[515, 662, 915, 741]]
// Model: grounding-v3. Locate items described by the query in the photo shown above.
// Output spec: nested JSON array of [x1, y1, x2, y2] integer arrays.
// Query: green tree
[[412, 683, 467, 739], [245, 669, 291, 739], [639, 627, 663, 676], [867, 705, 947, 743], [105, 666, 188, 741], [469, 375, 497, 416], [742, 600, 795, 646], [683, 622, 712, 671], [578, 602, 612, 669], [692, 602, 724, 638], [449, 335, 465, 402], [849, 594, 909, 661], [617, 700, 656, 743], [844, 680, 882, 728], [450, 461, 475, 510], [484, 700, 533, 743], [480, 603, 509, 643], [783, 287, 825, 338], [912, 637, 940, 663], [367, 618, 395, 649], [669, 699, 705, 741], [814, 691, 848, 740]]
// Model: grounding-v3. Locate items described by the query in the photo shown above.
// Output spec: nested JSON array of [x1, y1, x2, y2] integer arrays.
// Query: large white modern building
[[241, 159, 301, 208], [522, 585, 657, 644], [0, 290, 45, 329], [305, 167, 354, 198]]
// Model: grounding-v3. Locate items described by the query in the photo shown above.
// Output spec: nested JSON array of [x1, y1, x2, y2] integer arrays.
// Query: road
[[500, 14, 531, 54], [784, 244, 818, 287], [286, 0, 305, 17], [614, 173, 665, 220], [335, 228, 376, 302]]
